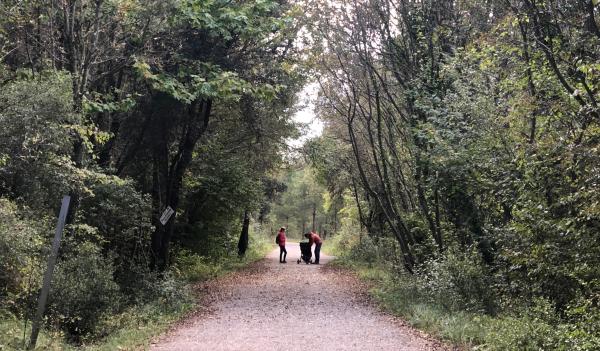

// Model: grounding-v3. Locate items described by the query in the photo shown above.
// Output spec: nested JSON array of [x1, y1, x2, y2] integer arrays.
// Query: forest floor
[[150, 243, 451, 351]]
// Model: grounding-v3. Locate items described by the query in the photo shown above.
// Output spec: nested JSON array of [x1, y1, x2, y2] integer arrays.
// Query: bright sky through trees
[[288, 82, 323, 148]]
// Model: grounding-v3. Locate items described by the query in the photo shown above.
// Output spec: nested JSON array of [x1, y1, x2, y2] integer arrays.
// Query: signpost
[[29, 195, 70, 350], [159, 206, 175, 225]]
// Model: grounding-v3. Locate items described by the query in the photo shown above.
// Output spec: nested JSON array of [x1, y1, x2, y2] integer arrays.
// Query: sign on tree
[[159, 206, 175, 225]]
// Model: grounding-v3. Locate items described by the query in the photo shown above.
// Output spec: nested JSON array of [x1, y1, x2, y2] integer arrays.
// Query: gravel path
[[151, 243, 449, 351]]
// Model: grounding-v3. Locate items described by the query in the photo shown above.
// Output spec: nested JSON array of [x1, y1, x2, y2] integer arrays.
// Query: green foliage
[[557, 299, 600, 351], [415, 248, 497, 314], [78, 175, 154, 287], [0, 72, 80, 209], [330, 221, 600, 350], [308, 0, 600, 348], [0, 311, 67, 351], [0, 0, 305, 346], [84, 300, 192, 351], [0, 199, 46, 310], [178, 0, 284, 41], [47, 242, 121, 338], [174, 223, 274, 281], [478, 320, 555, 350], [270, 168, 329, 238]]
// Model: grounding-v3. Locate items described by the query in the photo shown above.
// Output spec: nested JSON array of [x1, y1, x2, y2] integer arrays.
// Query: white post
[[28, 195, 70, 350]]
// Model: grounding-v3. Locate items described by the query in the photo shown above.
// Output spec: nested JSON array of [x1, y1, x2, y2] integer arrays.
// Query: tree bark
[[151, 97, 212, 269], [238, 210, 250, 257]]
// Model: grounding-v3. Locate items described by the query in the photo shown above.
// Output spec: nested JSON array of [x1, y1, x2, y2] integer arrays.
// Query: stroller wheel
[[297, 259, 300, 264]]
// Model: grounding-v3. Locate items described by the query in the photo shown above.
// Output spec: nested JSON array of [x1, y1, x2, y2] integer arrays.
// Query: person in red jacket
[[304, 231, 323, 264], [276, 227, 287, 263]]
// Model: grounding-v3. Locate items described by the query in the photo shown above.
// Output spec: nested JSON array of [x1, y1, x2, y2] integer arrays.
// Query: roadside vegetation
[[301, 1, 600, 350], [0, 0, 300, 348], [328, 231, 589, 350], [1, 220, 272, 350], [1, 1, 599, 350]]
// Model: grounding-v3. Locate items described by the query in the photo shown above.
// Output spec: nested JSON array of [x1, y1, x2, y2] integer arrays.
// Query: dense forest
[[0, 0, 599, 350], [304, 0, 600, 349], [0, 0, 305, 347]]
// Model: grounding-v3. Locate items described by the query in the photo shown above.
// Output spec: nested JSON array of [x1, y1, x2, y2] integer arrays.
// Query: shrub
[[0, 198, 46, 310], [78, 175, 154, 288], [478, 315, 557, 351], [348, 234, 379, 264], [415, 247, 497, 314], [0, 72, 80, 210], [47, 242, 121, 339], [174, 249, 227, 282], [124, 266, 192, 308], [556, 298, 600, 351]]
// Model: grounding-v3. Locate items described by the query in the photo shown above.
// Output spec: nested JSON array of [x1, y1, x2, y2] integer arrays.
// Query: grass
[[1, 313, 68, 351], [86, 233, 274, 351], [83, 302, 193, 351], [331, 255, 577, 350], [330, 257, 489, 349], [1, 300, 194, 351], [173, 233, 274, 282]]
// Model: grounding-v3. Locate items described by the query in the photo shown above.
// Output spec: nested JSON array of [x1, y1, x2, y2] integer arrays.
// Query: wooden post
[[29, 196, 70, 350]]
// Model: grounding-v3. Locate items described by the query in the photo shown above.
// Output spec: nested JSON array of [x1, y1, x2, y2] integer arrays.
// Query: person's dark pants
[[314, 243, 322, 264], [279, 246, 287, 262]]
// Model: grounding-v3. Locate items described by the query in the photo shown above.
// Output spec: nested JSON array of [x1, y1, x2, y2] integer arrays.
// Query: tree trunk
[[238, 210, 250, 257], [151, 97, 212, 269], [312, 203, 316, 231]]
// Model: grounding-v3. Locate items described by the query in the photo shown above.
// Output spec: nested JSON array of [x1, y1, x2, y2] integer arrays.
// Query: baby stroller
[[297, 242, 312, 264]]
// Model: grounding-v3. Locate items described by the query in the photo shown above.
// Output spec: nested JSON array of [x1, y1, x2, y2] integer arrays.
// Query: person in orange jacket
[[304, 231, 322, 264], [275, 227, 287, 263]]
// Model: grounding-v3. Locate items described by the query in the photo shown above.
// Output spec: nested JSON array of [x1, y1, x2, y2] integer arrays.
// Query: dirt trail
[[151, 243, 448, 351]]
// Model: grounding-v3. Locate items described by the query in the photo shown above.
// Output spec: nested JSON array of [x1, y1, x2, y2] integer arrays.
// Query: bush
[[478, 316, 557, 351], [0, 72, 80, 210], [326, 222, 380, 263], [122, 266, 192, 309], [347, 235, 380, 264], [173, 224, 273, 282], [47, 242, 122, 339], [174, 250, 221, 282], [556, 298, 600, 351], [415, 247, 497, 314], [78, 175, 154, 288], [0, 198, 46, 311], [0, 310, 66, 350]]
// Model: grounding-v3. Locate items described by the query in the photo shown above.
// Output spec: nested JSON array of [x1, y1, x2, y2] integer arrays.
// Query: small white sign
[[159, 206, 175, 225]]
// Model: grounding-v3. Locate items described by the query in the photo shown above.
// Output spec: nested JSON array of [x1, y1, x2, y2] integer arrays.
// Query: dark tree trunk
[[312, 203, 316, 231], [151, 97, 212, 269], [238, 210, 250, 257], [351, 177, 366, 230], [347, 116, 415, 272]]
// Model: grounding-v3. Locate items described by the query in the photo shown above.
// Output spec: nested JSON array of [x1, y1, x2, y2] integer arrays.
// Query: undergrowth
[[328, 233, 600, 351], [0, 226, 273, 350]]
